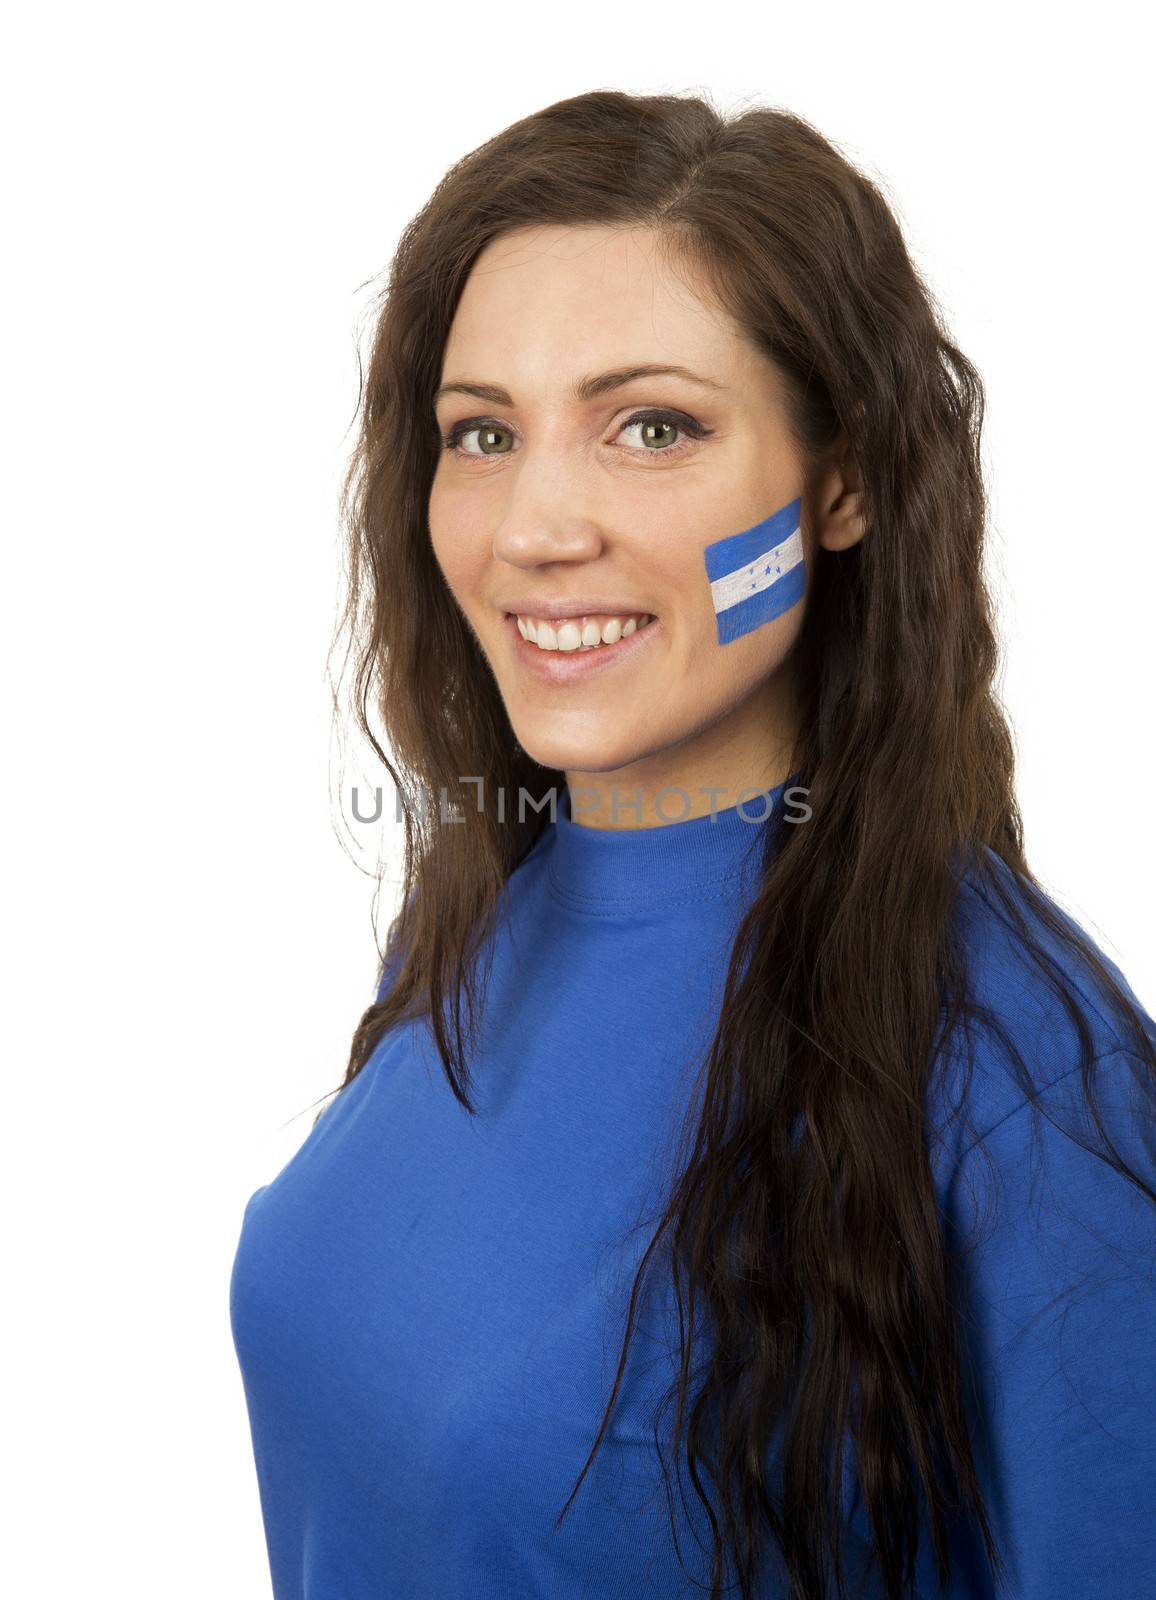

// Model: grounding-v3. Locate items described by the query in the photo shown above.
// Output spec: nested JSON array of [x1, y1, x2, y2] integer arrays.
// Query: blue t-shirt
[[229, 779, 1156, 1597]]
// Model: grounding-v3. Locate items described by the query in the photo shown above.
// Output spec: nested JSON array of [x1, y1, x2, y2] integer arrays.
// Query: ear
[[814, 435, 867, 554]]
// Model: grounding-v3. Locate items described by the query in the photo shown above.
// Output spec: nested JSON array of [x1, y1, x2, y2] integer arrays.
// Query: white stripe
[[710, 526, 803, 615]]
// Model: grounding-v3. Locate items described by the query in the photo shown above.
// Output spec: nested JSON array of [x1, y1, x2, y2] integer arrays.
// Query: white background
[[3, 3, 1152, 1594]]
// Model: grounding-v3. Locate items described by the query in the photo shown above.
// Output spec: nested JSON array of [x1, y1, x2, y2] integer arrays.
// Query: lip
[[503, 612, 661, 682], [497, 599, 655, 623]]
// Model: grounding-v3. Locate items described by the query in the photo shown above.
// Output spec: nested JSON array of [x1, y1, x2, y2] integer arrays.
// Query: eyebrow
[[432, 363, 728, 408]]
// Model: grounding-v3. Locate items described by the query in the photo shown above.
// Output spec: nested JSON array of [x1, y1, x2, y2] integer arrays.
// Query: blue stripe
[[715, 560, 807, 643], [703, 496, 802, 581]]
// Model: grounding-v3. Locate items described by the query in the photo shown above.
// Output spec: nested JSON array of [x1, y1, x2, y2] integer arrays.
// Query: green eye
[[442, 407, 712, 462], [445, 423, 513, 456], [638, 418, 678, 449]]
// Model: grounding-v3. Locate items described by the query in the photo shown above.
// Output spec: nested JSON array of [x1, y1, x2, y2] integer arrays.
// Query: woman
[[229, 90, 1156, 1599]]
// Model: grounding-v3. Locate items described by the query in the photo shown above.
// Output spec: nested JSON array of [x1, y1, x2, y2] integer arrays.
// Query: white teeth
[[516, 613, 653, 652]]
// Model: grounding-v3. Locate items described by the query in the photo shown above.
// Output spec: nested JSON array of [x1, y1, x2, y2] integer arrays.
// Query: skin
[[429, 223, 866, 829]]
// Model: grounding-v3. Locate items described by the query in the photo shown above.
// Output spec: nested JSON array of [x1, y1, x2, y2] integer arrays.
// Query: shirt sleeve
[[941, 1047, 1156, 1598]]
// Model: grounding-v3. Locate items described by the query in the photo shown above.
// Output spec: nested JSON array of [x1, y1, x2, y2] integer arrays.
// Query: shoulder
[[943, 1043, 1156, 1231], [927, 845, 1156, 1170], [952, 844, 1151, 1067]]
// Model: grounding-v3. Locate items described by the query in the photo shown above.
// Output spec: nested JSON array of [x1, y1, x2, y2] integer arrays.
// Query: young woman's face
[[429, 223, 861, 819]]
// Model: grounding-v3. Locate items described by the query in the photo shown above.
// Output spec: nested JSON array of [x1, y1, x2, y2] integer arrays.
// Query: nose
[[492, 514, 605, 570], [489, 447, 606, 570]]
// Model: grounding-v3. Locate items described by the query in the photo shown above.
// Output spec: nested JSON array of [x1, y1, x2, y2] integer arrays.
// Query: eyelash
[[439, 408, 713, 462]]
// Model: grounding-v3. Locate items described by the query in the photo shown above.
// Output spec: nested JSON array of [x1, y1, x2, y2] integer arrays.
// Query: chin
[[513, 725, 670, 784], [514, 737, 623, 775]]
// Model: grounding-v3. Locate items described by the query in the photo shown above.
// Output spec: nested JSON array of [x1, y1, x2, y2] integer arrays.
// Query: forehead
[[441, 223, 740, 382]]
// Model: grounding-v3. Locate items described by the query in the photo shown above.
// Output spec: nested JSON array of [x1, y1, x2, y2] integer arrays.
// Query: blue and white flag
[[703, 496, 806, 645]]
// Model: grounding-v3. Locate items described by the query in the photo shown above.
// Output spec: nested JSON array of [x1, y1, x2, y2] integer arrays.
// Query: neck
[[562, 758, 794, 830], [566, 664, 799, 831]]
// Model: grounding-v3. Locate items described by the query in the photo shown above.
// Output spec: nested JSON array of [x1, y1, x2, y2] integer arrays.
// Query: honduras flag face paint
[[703, 496, 805, 645]]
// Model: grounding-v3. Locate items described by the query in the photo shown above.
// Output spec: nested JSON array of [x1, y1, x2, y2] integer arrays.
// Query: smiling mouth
[[502, 610, 661, 679], [506, 612, 657, 653]]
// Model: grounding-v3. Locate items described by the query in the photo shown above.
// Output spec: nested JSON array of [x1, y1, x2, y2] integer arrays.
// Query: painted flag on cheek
[[704, 496, 806, 645]]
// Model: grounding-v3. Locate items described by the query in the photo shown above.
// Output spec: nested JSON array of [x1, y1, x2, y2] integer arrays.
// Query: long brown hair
[[325, 89, 1156, 1598]]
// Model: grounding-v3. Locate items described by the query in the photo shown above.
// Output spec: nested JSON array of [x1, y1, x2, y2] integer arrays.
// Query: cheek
[[428, 490, 485, 597], [702, 496, 806, 647]]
